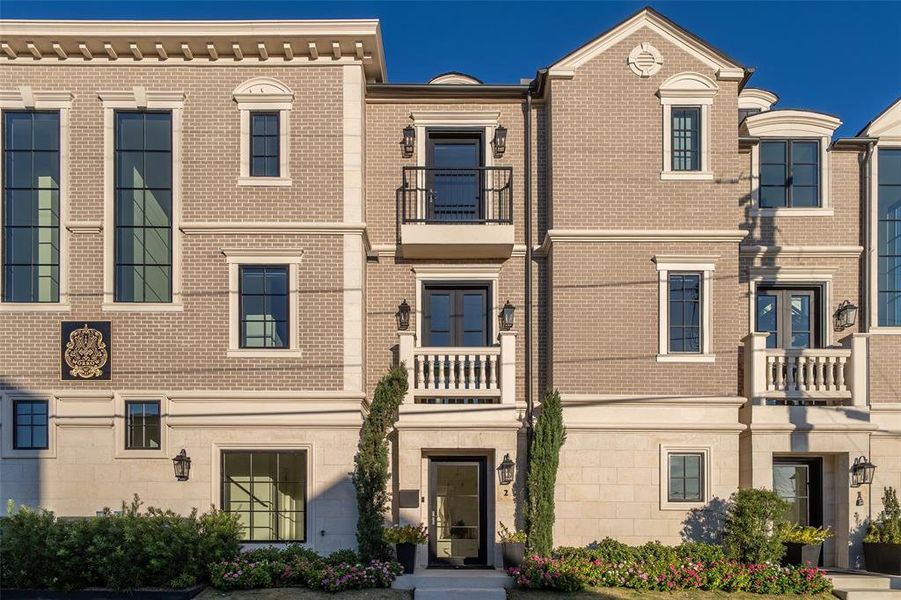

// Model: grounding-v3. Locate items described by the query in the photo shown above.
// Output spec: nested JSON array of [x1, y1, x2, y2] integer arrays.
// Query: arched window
[[657, 72, 718, 180], [233, 77, 294, 186]]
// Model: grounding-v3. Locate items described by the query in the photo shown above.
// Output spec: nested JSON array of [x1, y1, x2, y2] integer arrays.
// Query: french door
[[755, 288, 820, 349], [422, 284, 490, 348], [426, 131, 484, 222]]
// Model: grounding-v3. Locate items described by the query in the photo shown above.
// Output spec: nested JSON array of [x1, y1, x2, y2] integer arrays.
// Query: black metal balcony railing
[[400, 166, 513, 225]]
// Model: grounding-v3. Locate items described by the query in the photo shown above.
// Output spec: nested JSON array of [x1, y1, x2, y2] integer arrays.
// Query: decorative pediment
[[657, 72, 719, 99], [739, 88, 778, 111], [428, 72, 482, 85], [232, 77, 294, 103], [745, 109, 842, 138]]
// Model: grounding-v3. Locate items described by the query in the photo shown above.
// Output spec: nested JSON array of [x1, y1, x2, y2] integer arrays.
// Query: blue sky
[[3, 1, 898, 137]]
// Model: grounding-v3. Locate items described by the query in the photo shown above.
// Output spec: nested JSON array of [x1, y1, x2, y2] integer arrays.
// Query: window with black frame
[[668, 273, 702, 353], [759, 139, 820, 208], [239, 265, 289, 348], [13, 399, 49, 450], [2, 111, 61, 303], [250, 112, 279, 178], [672, 107, 700, 171], [668, 453, 704, 502], [878, 148, 901, 327], [114, 111, 173, 302], [125, 400, 161, 450]]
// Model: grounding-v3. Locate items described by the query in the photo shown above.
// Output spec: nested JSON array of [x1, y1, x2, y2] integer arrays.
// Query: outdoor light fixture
[[499, 300, 515, 331], [850, 455, 876, 488], [834, 299, 858, 330], [396, 299, 411, 331], [856, 491, 865, 507], [172, 449, 191, 482], [497, 453, 515, 485], [492, 125, 508, 158], [402, 125, 416, 158]]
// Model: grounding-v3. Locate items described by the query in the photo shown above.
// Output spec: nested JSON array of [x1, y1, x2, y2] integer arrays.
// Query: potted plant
[[384, 523, 427, 574], [499, 522, 527, 570], [778, 523, 831, 566], [863, 486, 901, 575]]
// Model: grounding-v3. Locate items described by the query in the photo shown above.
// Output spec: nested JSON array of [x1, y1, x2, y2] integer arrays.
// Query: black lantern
[[492, 125, 508, 158], [851, 455, 876, 488], [856, 491, 865, 507], [172, 449, 191, 481], [497, 453, 515, 485], [499, 300, 515, 331], [834, 300, 859, 330], [402, 125, 415, 158], [396, 299, 411, 331]]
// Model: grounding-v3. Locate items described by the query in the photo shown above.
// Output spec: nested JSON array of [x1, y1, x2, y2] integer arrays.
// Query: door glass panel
[[426, 292, 451, 347], [428, 134, 481, 222], [756, 293, 779, 349], [791, 294, 811, 349], [774, 464, 810, 525], [461, 292, 488, 347], [434, 464, 480, 562]]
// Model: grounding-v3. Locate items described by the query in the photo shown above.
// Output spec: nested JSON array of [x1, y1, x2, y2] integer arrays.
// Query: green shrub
[[525, 389, 566, 555], [383, 523, 427, 544], [323, 548, 362, 565], [865, 486, 901, 544], [353, 364, 407, 561], [722, 488, 789, 564]]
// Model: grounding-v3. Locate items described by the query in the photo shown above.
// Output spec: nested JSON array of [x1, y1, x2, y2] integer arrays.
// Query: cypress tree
[[353, 364, 407, 561], [525, 389, 566, 556]]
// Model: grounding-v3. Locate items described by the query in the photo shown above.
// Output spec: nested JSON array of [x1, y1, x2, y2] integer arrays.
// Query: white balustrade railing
[[764, 348, 851, 398]]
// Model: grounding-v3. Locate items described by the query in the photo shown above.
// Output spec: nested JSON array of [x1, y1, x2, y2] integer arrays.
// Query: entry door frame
[[754, 285, 824, 349], [421, 282, 492, 348], [413, 268, 499, 349], [427, 456, 489, 567], [425, 130, 486, 222], [773, 456, 824, 527]]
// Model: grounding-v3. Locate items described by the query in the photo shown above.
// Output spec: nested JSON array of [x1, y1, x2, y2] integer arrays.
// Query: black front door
[[428, 457, 488, 567], [422, 284, 490, 347], [426, 131, 483, 222]]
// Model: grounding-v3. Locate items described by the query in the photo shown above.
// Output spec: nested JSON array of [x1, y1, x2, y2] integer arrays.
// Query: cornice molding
[[745, 109, 842, 138], [0, 87, 73, 109], [410, 111, 500, 126], [180, 222, 366, 235], [539, 229, 747, 253], [740, 245, 863, 259], [66, 221, 103, 234], [738, 87, 778, 111]]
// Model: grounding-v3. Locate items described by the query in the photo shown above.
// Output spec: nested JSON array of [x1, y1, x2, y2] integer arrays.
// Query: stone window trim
[[868, 143, 901, 333], [409, 111, 501, 169], [411, 265, 500, 346], [744, 109, 841, 217], [113, 393, 170, 459], [100, 88, 185, 312], [747, 266, 835, 348], [223, 248, 303, 358], [658, 72, 718, 181], [659, 445, 712, 511], [1, 393, 57, 459], [654, 255, 717, 363], [233, 78, 293, 187], [0, 88, 73, 312]]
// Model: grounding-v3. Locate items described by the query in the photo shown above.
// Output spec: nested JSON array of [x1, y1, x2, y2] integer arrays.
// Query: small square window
[[125, 401, 161, 450], [250, 112, 280, 178], [668, 453, 704, 502], [13, 400, 49, 450], [759, 139, 820, 208]]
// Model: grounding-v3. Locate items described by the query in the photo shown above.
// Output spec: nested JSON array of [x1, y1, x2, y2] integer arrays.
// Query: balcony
[[398, 166, 514, 259]]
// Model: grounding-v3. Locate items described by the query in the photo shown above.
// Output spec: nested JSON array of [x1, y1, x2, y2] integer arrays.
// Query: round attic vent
[[628, 42, 663, 78]]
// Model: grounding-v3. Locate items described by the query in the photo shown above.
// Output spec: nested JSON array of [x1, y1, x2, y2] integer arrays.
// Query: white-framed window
[[223, 248, 303, 358], [113, 393, 169, 459], [0, 88, 73, 312], [658, 72, 717, 180], [99, 88, 184, 312], [1, 393, 56, 459], [233, 78, 293, 187], [660, 445, 711, 510], [654, 255, 717, 362]]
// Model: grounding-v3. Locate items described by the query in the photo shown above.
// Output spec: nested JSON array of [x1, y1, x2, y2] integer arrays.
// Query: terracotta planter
[[502, 542, 525, 570], [781, 541, 822, 566], [863, 542, 901, 575], [395, 542, 417, 574]]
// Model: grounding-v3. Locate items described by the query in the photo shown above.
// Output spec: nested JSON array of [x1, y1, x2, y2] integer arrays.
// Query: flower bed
[[209, 545, 403, 592], [508, 540, 832, 595]]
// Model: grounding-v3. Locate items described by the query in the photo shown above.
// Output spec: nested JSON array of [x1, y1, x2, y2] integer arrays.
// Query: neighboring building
[[0, 7, 898, 570]]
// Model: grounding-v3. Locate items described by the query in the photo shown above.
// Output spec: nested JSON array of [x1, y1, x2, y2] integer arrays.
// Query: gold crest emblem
[[64, 324, 109, 379]]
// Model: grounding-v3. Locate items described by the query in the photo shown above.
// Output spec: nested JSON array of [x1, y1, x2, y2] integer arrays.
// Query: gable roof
[[858, 96, 901, 138], [546, 6, 746, 81]]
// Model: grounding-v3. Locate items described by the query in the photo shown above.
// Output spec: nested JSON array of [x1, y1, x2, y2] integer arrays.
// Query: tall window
[[222, 450, 306, 542], [13, 399, 49, 450], [760, 140, 820, 208], [879, 148, 901, 326], [250, 112, 280, 178], [3, 111, 60, 302], [671, 107, 700, 171], [239, 265, 289, 348], [125, 400, 161, 450], [115, 111, 172, 302], [669, 273, 701, 353], [668, 453, 703, 502]]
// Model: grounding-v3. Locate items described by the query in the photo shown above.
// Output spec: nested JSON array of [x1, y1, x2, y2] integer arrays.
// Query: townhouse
[[0, 7, 899, 571]]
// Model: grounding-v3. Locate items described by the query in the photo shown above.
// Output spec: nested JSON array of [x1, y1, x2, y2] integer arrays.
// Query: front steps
[[828, 571, 901, 599], [393, 569, 512, 599]]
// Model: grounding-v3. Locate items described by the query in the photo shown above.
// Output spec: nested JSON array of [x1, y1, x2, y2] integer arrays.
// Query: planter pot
[[863, 542, 901, 575], [395, 542, 417, 574], [781, 541, 822, 566], [502, 542, 525, 570], [0, 585, 205, 600]]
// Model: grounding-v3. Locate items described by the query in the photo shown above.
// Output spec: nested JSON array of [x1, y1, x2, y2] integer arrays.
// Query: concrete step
[[830, 574, 893, 590], [832, 590, 901, 600], [394, 569, 512, 591], [414, 588, 506, 600]]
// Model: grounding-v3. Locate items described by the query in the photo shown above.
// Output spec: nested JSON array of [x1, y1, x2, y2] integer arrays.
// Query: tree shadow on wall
[[680, 496, 729, 545]]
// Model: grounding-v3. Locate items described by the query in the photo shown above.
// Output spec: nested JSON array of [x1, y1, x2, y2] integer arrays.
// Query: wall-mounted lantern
[[396, 299, 411, 331], [851, 455, 876, 488], [492, 125, 508, 158], [402, 125, 416, 158], [497, 453, 515, 485], [499, 300, 515, 331], [172, 449, 191, 482], [856, 491, 865, 507], [834, 299, 858, 331]]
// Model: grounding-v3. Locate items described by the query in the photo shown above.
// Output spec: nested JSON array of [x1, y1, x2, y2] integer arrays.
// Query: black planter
[[0, 585, 205, 600], [863, 542, 901, 575], [502, 542, 525, 570], [781, 542, 822, 566], [395, 542, 417, 574]]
